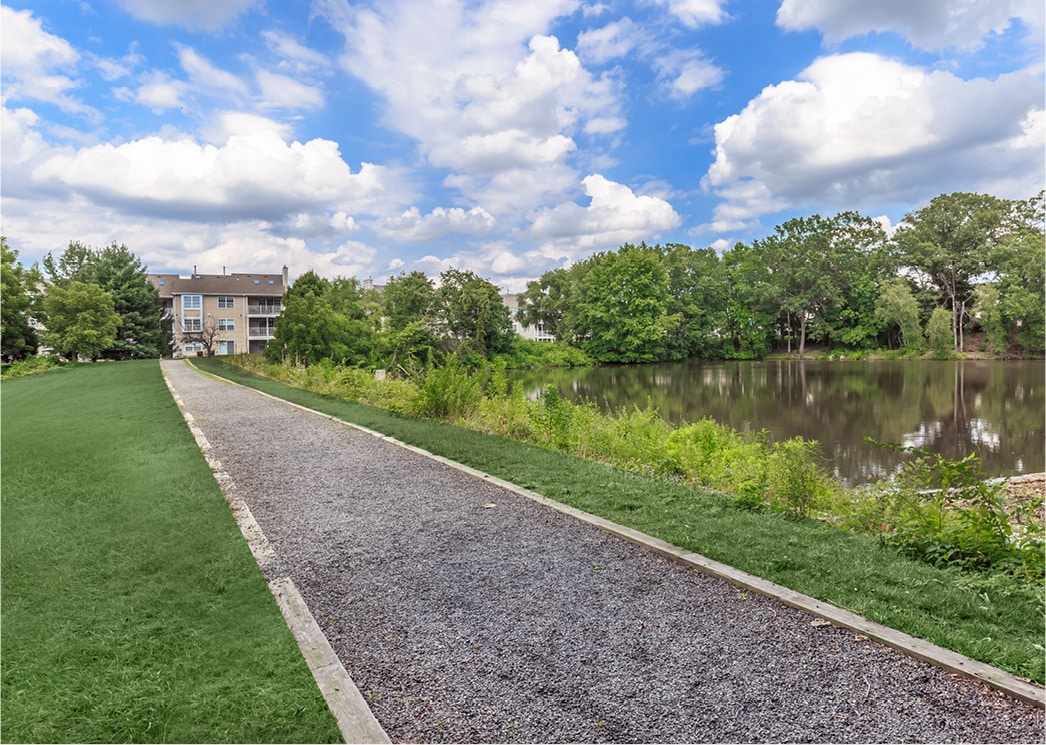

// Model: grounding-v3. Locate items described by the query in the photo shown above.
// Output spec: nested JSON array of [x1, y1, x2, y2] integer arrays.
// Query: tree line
[[3, 189, 1041, 367], [517, 191, 1043, 362], [2, 238, 169, 362]]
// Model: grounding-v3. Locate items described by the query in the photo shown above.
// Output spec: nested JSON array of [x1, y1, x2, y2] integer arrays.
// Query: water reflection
[[512, 360, 1045, 485]]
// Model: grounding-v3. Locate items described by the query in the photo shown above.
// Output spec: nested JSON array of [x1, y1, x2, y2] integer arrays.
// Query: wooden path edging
[[180, 360, 1046, 711], [163, 363, 391, 745]]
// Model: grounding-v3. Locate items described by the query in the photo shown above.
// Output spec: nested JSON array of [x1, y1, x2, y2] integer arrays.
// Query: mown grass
[[1, 360, 342, 743], [197, 356, 1046, 684]]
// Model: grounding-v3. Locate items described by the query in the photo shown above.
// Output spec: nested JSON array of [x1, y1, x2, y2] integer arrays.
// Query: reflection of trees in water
[[512, 360, 1043, 485]]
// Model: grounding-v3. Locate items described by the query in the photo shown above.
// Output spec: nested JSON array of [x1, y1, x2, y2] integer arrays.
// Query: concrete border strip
[[162, 363, 391, 744], [193, 363, 1046, 710]]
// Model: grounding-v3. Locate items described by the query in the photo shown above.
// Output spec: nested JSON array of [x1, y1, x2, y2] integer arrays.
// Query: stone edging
[[163, 363, 391, 744], [181, 360, 1046, 711]]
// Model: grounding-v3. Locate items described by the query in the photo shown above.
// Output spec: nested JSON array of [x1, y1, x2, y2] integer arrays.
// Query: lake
[[512, 360, 1045, 485]]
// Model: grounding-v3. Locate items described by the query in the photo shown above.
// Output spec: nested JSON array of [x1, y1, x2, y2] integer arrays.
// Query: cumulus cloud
[[776, 0, 1038, 51], [704, 53, 1044, 219], [317, 0, 620, 208], [30, 128, 394, 222], [378, 206, 496, 242], [530, 174, 681, 255], [0, 6, 93, 116], [115, 0, 260, 31]]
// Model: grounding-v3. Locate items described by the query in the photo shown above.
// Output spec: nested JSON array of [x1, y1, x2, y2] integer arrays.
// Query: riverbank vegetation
[[198, 356, 1045, 684], [1, 361, 341, 742], [239, 191, 1046, 371]]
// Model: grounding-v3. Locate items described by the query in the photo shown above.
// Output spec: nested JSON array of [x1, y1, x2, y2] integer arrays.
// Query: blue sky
[[2, 0, 1043, 290]]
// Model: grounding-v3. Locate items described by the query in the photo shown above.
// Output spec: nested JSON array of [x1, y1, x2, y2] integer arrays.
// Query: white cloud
[[704, 53, 1044, 218], [318, 0, 619, 210], [256, 70, 325, 110], [0, 6, 92, 116], [261, 30, 331, 75], [136, 71, 187, 111], [576, 18, 639, 63], [776, 0, 1037, 51], [115, 0, 260, 31], [651, 0, 728, 28], [30, 128, 395, 222], [654, 50, 724, 99], [378, 206, 496, 242], [530, 173, 681, 255], [176, 45, 250, 98]]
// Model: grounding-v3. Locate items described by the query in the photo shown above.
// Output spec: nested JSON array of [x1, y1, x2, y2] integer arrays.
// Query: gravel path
[[161, 360, 1044, 744]]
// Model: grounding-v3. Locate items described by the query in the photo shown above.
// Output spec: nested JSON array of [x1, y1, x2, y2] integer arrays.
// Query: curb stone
[[162, 362, 391, 744], [178, 359, 1046, 711]]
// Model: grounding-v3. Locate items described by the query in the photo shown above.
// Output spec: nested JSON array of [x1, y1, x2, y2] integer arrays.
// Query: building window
[[218, 296, 234, 308], [183, 318, 202, 332], [158, 279, 165, 286], [183, 295, 202, 310], [218, 340, 235, 355], [218, 318, 235, 331], [184, 342, 202, 353]]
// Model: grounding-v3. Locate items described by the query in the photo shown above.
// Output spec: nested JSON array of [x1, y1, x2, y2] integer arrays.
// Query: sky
[[2, 0, 1043, 291]]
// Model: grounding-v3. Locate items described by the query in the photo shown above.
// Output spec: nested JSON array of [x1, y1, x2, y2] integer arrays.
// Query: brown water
[[512, 359, 1045, 485]]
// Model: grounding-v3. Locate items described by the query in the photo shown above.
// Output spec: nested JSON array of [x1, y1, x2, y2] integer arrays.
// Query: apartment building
[[149, 268, 287, 356], [502, 293, 556, 342]]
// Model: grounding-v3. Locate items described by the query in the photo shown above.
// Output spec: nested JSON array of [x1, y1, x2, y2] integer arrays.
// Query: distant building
[[149, 267, 288, 357], [502, 293, 555, 342]]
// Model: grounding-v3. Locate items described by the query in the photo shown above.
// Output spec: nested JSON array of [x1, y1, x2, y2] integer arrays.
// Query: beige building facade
[[149, 268, 287, 357]]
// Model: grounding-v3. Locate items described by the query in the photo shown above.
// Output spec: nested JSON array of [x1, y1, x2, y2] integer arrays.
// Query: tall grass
[[201, 356, 1046, 684], [1, 360, 341, 743]]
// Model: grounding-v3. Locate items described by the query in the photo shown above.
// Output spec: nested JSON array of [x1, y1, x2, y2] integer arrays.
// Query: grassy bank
[[0, 360, 341, 743], [197, 356, 1045, 684]]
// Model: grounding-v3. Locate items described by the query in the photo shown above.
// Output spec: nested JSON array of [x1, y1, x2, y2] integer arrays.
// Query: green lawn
[[197, 356, 1046, 685], [1, 360, 342, 743]]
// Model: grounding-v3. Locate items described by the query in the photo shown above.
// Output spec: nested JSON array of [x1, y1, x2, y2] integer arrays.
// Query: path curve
[[161, 360, 1044, 744]]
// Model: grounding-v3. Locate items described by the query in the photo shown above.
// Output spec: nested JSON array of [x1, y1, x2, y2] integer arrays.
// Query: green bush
[[766, 437, 834, 518], [412, 352, 483, 421], [1, 355, 63, 379]]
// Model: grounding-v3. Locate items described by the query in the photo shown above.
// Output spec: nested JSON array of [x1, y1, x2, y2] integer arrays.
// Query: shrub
[[1, 355, 62, 379], [765, 437, 833, 518], [412, 352, 483, 421]]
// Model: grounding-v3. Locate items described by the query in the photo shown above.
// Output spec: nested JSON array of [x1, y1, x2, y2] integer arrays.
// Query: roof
[[149, 272, 285, 298]]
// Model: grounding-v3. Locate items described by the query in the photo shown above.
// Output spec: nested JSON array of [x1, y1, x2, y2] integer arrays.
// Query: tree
[[382, 271, 435, 333], [89, 243, 165, 358], [266, 271, 352, 365], [43, 281, 119, 360], [721, 242, 777, 359], [433, 269, 513, 358], [1, 238, 42, 361], [875, 278, 923, 350], [925, 306, 954, 357], [991, 192, 1045, 354], [517, 267, 574, 339], [573, 244, 678, 363], [972, 284, 1007, 354], [42, 241, 165, 358], [661, 243, 731, 360], [894, 192, 1009, 352], [179, 315, 222, 356]]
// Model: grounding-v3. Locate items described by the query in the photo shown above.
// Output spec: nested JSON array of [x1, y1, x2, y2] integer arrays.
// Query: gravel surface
[[162, 360, 1045, 744]]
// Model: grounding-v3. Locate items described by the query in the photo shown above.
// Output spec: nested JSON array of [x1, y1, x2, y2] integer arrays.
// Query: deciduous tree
[[43, 281, 119, 360], [1, 238, 42, 361]]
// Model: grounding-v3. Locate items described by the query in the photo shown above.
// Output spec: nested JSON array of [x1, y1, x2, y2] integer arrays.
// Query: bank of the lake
[[511, 358, 1044, 485]]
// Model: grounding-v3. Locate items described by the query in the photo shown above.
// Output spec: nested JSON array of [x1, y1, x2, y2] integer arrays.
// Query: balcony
[[248, 323, 277, 339], [247, 304, 282, 316]]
